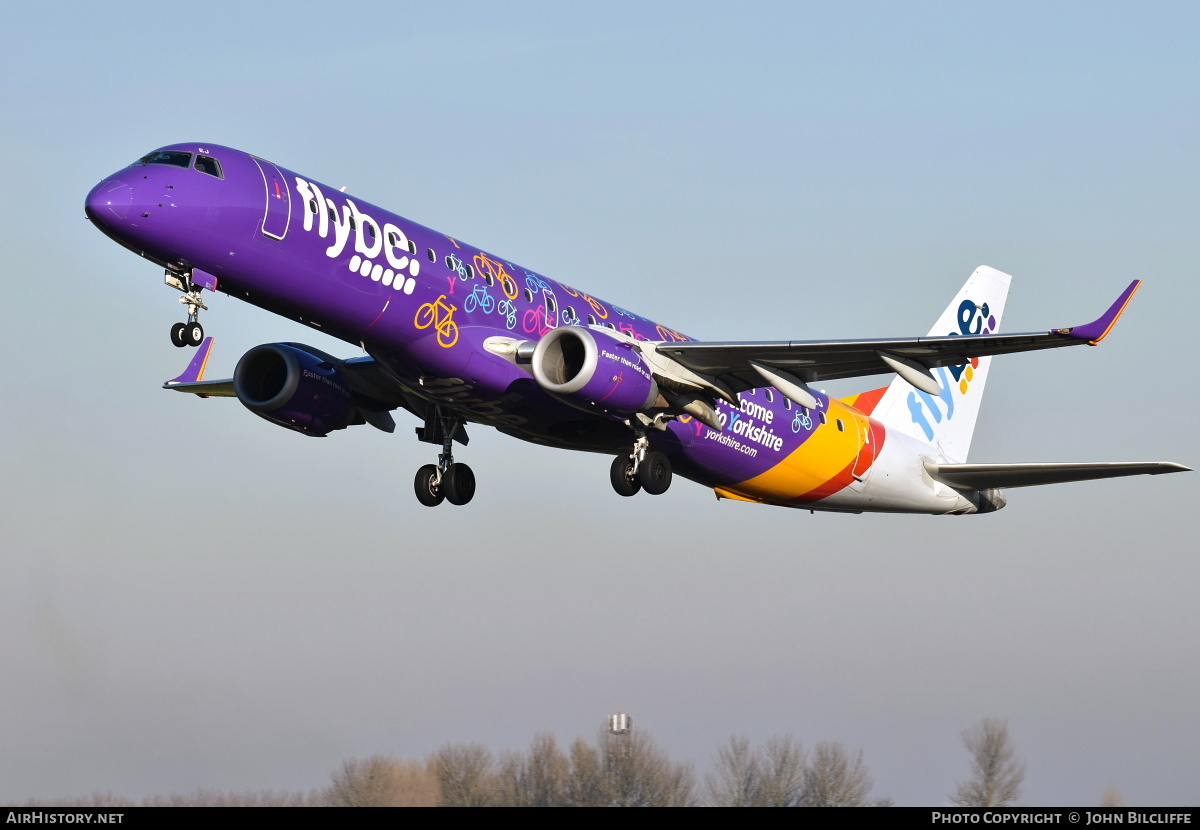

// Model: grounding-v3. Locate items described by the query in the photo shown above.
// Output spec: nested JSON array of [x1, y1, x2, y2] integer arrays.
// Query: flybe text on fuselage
[[292, 177, 421, 290]]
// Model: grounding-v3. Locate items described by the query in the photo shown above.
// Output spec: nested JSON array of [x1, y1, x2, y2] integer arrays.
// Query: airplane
[[85, 143, 1188, 514]]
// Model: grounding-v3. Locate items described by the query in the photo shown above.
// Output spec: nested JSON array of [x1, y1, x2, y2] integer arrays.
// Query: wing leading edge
[[653, 279, 1142, 394]]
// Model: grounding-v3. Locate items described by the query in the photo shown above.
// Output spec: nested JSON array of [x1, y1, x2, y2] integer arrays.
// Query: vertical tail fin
[[871, 266, 1011, 462]]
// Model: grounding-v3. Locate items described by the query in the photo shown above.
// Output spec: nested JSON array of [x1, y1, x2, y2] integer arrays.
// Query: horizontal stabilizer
[[926, 461, 1190, 490], [163, 378, 236, 396], [163, 337, 235, 397]]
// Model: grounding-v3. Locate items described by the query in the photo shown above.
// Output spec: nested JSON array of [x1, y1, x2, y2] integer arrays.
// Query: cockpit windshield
[[133, 151, 193, 168]]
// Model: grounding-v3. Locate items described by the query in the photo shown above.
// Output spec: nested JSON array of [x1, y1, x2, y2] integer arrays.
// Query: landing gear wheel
[[610, 454, 641, 497], [443, 463, 476, 506], [638, 451, 672, 495], [414, 464, 444, 506], [170, 322, 187, 347], [183, 321, 204, 346]]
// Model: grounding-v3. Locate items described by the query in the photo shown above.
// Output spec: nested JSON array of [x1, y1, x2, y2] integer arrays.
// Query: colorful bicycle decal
[[522, 304, 554, 336], [497, 299, 518, 330], [562, 284, 608, 319], [474, 252, 519, 299], [617, 321, 646, 340], [463, 284, 495, 314], [791, 409, 813, 433], [447, 253, 470, 281], [414, 295, 460, 348], [654, 324, 689, 342]]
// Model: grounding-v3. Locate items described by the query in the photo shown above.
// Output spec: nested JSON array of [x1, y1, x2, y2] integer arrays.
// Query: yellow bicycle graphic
[[415, 294, 460, 348], [562, 284, 609, 319], [473, 252, 519, 300]]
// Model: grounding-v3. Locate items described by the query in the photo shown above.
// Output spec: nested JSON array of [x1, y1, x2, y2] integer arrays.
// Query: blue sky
[[0, 0, 1196, 805]]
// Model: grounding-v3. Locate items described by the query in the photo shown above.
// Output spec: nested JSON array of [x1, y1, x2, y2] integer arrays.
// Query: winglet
[[167, 337, 215, 386], [1053, 280, 1141, 345]]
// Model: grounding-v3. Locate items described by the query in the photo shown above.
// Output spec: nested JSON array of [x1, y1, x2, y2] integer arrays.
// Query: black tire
[[170, 322, 187, 347], [639, 451, 672, 495], [610, 454, 641, 497], [414, 464, 444, 506], [184, 321, 204, 346], [443, 463, 476, 506]]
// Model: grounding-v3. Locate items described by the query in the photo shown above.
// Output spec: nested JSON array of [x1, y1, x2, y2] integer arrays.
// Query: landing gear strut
[[167, 269, 208, 348], [413, 407, 475, 507], [609, 430, 673, 497]]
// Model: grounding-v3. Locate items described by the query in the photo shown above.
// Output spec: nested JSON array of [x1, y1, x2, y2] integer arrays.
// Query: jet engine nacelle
[[531, 327, 660, 418], [234, 343, 355, 437]]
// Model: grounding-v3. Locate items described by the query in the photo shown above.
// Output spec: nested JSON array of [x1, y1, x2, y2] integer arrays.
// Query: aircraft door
[[849, 412, 876, 488], [251, 157, 291, 241]]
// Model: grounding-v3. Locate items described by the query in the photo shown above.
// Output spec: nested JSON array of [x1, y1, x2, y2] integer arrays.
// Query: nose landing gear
[[166, 269, 208, 348]]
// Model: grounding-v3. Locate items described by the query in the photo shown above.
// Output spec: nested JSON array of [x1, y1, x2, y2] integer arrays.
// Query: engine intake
[[531, 327, 660, 418], [234, 343, 355, 436]]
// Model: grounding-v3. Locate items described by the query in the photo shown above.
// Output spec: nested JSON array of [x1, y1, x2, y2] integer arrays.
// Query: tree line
[[9, 718, 1089, 807]]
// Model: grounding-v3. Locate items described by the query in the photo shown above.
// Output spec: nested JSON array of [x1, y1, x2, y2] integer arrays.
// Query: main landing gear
[[413, 407, 475, 507], [609, 432, 673, 498], [167, 270, 208, 348]]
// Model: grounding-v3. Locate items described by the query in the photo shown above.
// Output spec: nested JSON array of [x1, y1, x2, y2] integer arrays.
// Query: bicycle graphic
[[562, 284, 608, 319], [474, 252, 519, 299], [446, 253, 470, 281], [463, 284, 494, 314], [414, 295, 460, 348], [654, 324, 689, 342], [522, 304, 554, 337], [497, 299, 518, 330], [617, 322, 646, 340], [791, 409, 813, 433]]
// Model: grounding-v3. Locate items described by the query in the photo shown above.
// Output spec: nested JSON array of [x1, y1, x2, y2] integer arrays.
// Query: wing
[[926, 461, 1190, 490], [652, 280, 1141, 397]]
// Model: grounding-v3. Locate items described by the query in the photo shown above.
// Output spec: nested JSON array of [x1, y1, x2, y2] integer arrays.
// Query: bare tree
[[327, 754, 440, 807], [494, 732, 571, 807], [431, 743, 496, 807], [707, 735, 760, 806], [758, 734, 807, 807], [598, 730, 697, 807], [566, 736, 607, 807], [950, 718, 1025, 807], [802, 741, 875, 807], [708, 734, 806, 807]]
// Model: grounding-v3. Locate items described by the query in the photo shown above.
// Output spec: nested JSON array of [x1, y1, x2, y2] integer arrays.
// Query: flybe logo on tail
[[908, 299, 996, 440], [293, 177, 421, 293]]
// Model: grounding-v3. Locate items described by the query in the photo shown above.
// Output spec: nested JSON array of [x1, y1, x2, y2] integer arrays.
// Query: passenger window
[[408, 240, 417, 255], [307, 199, 318, 214], [784, 398, 792, 410], [524, 288, 534, 302], [764, 389, 774, 402], [588, 315, 597, 325], [819, 412, 827, 425], [836, 419, 844, 432], [547, 295, 557, 313], [194, 155, 223, 178], [427, 248, 436, 262]]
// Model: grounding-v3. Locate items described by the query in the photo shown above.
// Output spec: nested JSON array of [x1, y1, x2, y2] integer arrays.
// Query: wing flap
[[926, 461, 1190, 490]]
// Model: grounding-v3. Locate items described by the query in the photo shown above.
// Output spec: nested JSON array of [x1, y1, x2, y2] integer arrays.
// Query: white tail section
[[872, 266, 1011, 463]]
